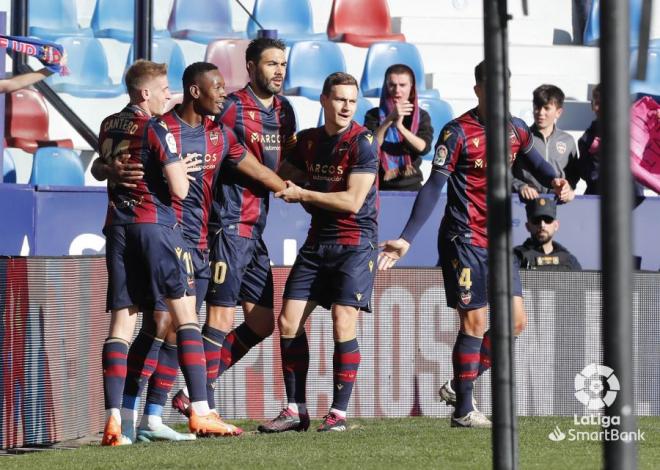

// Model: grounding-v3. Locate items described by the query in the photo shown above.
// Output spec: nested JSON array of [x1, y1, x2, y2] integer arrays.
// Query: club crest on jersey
[[248, 111, 255, 120], [472, 137, 480, 148], [434, 145, 448, 166], [209, 130, 219, 145], [355, 292, 362, 301], [556, 141, 567, 154], [509, 130, 517, 144], [460, 291, 472, 305], [442, 129, 452, 142], [165, 133, 178, 153]]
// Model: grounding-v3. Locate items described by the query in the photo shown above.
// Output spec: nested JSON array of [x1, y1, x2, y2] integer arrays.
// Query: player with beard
[[172, 38, 297, 417]]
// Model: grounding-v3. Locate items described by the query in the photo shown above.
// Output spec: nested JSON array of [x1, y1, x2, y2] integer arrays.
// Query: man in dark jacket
[[514, 198, 582, 270]]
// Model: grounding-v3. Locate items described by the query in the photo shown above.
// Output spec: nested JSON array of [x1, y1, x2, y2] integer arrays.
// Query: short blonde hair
[[124, 59, 168, 99]]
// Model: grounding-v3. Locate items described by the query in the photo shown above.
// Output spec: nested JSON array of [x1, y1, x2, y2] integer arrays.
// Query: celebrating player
[[93, 60, 227, 445], [171, 38, 297, 417], [377, 61, 573, 428], [258, 72, 379, 433]]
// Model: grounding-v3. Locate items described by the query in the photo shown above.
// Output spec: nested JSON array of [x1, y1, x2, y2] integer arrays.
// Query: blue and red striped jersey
[[288, 122, 379, 246], [161, 109, 247, 250], [100, 104, 182, 227], [432, 108, 534, 248], [214, 85, 297, 239]]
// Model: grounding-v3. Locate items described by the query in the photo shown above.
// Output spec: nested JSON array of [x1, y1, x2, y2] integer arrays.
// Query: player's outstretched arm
[[376, 169, 448, 270], [275, 172, 375, 214], [278, 160, 308, 186], [237, 152, 287, 193]]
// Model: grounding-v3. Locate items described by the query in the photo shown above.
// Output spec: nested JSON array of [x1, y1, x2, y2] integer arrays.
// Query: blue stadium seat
[[583, 0, 643, 46], [91, 0, 170, 43], [318, 96, 373, 126], [168, 0, 245, 43], [630, 41, 660, 100], [284, 41, 346, 99], [246, 0, 326, 45], [418, 98, 454, 161], [127, 38, 186, 93], [360, 42, 439, 99], [28, 0, 92, 42], [47, 37, 124, 98], [28, 147, 84, 186], [3, 151, 17, 183]]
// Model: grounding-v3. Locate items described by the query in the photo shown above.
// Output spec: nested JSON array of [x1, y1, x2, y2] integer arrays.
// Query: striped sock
[[202, 324, 227, 410], [145, 342, 179, 409], [452, 332, 482, 418], [331, 338, 360, 413], [102, 338, 129, 411], [176, 324, 208, 404], [281, 333, 309, 405], [124, 330, 163, 398], [218, 323, 262, 376], [477, 330, 492, 377]]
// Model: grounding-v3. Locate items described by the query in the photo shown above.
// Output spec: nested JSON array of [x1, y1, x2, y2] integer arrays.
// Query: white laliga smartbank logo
[[548, 364, 645, 443], [574, 363, 620, 410]]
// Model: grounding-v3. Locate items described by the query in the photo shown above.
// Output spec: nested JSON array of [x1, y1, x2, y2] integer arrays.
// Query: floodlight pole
[[483, 0, 517, 469], [134, 0, 153, 61], [600, 0, 637, 469]]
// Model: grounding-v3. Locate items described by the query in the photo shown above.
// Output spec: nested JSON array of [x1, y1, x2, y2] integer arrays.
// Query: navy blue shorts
[[152, 247, 210, 313], [438, 235, 522, 310], [104, 224, 195, 312], [205, 230, 274, 308], [283, 241, 378, 312]]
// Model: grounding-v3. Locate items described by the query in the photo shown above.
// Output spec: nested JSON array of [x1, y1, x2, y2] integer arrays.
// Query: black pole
[[10, 0, 28, 74], [600, 1, 637, 469], [483, 0, 516, 469], [635, 0, 652, 80], [134, 0, 153, 62]]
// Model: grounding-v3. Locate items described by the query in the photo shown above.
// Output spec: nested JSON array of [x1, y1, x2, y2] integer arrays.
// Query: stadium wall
[[2, 185, 660, 270], [1, 257, 659, 449]]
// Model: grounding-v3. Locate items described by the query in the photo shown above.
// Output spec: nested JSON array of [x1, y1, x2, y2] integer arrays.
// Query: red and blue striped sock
[[176, 324, 207, 403], [218, 323, 262, 377], [202, 324, 227, 410], [102, 338, 129, 410], [452, 332, 482, 417], [331, 338, 360, 413], [145, 342, 178, 410], [477, 330, 492, 377], [124, 330, 162, 399], [281, 333, 309, 405]]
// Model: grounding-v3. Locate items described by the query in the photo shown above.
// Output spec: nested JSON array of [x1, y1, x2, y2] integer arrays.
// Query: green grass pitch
[[2, 417, 659, 469]]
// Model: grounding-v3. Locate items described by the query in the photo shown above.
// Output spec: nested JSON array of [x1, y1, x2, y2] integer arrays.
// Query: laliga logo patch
[[434, 145, 448, 166], [209, 130, 219, 145], [165, 133, 178, 153], [556, 141, 567, 154], [460, 291, 472, 305]]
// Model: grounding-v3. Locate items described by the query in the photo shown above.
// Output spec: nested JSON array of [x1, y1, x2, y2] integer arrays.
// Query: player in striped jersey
[[93, 60, 232, 445], [259, 72, 379, 433], [171, 38, 297, 417]]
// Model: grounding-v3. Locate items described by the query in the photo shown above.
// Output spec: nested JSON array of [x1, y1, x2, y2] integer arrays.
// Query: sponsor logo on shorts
[[368, 260, 374, 272], [355, 292, 362, 301]]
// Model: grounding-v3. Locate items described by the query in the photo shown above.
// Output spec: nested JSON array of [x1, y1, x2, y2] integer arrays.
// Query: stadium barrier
[[1, 256, 659, 448]]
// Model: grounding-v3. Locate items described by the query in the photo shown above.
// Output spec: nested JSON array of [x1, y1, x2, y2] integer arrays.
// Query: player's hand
[[182, 153, 202, 181], [519, 184, 539, 201], [109, 153, 143, 188], [275, 180, 305, 203], [551, 178, 574, 203], [377, 238, 410, 270]]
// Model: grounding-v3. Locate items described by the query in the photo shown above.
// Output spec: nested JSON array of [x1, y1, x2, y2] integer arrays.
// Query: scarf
[[630, 95, 660, 193], [0, 34, 68, 75], [378, 65, 420, 181]]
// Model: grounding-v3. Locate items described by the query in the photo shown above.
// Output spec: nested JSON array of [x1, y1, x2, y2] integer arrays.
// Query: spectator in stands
[[364, 64, 433, 191], [579, 84, 645, 197], [513, 84, 579, 201], [514, 198, 582, 270], [0, 67, 60, 93]]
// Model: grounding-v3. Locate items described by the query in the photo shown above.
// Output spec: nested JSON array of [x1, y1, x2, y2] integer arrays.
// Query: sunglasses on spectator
[[530, 216, 555, 225]]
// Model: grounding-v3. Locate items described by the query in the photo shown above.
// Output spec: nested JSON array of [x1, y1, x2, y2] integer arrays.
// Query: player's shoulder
[[296, 126, 321, 142], [510, 115, 531, 133]]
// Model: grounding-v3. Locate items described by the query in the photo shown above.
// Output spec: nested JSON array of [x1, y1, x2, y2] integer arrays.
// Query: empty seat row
[[29, 0, 402, 48], [3, 148, 84, 186]]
